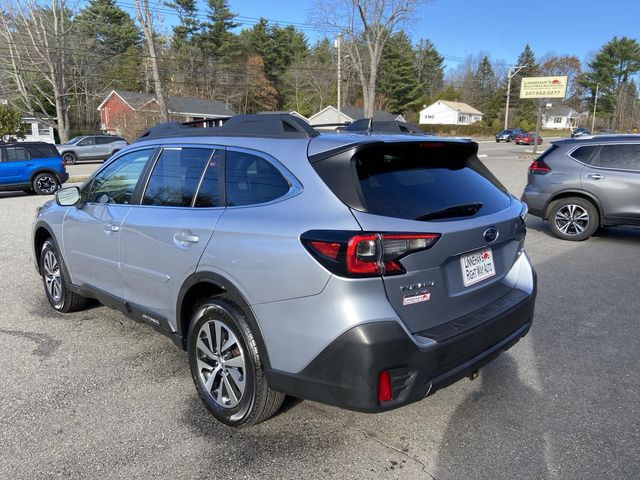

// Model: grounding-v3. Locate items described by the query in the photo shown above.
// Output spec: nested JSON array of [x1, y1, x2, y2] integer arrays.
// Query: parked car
[[495, 128, 523, 142], [57, 135, 127, 164], [522, 135, 640, 240], [33, 114, 536, 427], [571, 127, 590, 138], [0, 142, 68, 195], [515, 132, 543, 145]]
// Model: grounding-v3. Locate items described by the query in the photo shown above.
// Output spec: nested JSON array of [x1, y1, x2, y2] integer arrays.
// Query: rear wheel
[[40, 239, 89, 312], [62, 152, 77, 165], [32, 173, 59, 195], [188, 297, 284, 427], [547, 197, 599, 241]]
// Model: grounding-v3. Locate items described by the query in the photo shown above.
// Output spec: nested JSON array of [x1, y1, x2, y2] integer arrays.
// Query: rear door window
[[26, 144, 59, 159], [5, 147, 30, 162], [142, 147, 213, 207], [354, 143, 511, 220], [593, 144, 640, 171]]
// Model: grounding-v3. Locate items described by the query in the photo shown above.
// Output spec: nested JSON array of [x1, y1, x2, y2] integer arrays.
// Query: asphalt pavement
[[1, 141, 638, 479]]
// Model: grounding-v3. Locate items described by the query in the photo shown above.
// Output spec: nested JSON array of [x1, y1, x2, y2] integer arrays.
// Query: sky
[[225, 0, 640, 70]]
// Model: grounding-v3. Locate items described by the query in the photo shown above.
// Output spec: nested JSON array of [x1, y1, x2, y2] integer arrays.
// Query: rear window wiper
[[415, 202, 483, 221]]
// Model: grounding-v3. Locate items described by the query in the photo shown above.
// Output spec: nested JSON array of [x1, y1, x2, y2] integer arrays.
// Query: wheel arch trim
[[176, 271, 272, 368], [544, 189, 603, 224]]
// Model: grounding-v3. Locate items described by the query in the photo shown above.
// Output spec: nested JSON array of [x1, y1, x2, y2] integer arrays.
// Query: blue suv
[[0, 142, 68, 195]]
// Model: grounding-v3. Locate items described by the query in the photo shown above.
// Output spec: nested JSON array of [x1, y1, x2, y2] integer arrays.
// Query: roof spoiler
[[343, 119, 427, 135]]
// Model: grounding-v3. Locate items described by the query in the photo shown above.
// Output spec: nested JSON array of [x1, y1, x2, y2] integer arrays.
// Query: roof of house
[[433, 101, 483, 116], [99, 90, 235, 117], [308, 105, 405, 124], [544, 107, 577, 117]]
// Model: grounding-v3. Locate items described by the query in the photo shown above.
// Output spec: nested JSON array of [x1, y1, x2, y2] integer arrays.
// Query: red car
[[514, 131, 543, 145]]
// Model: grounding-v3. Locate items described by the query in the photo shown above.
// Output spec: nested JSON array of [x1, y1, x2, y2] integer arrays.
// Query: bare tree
[[133, 0, 168, 121], [0, 0, 73, 142], [313, 0, 424, 117]]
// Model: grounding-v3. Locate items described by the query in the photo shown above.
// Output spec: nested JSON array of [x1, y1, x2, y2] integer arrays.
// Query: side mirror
[[56, 186, 81, 207]]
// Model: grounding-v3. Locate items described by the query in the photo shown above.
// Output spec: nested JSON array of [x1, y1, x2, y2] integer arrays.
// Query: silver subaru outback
[[33, 114, 536, 427]]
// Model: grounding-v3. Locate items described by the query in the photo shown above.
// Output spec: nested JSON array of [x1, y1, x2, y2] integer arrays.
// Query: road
[[1, 140, 638, 479]]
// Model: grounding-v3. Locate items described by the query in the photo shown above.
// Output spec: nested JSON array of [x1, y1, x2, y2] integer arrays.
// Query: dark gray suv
[[522, 135, 640, 240]]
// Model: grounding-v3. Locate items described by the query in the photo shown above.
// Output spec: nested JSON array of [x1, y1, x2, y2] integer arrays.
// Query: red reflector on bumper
[[378, 370, 392, 402]]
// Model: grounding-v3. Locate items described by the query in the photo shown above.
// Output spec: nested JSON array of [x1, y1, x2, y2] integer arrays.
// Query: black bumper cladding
[[266, 288, 536, 413]]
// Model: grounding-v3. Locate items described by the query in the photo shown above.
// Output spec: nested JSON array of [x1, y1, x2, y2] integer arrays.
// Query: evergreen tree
[[473, 55, 496, 112], [378, 32, 421, 113], [513, 44, 539, 127], [164, 0, 199, 48], [580, 36, 640, 127], [74, 0, 140, 54], [199, 0, 240, 63], [415, 39, 444, 101]]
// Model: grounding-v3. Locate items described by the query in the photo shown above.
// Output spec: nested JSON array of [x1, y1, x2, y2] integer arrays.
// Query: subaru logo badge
[[483, 227, 499, 243]]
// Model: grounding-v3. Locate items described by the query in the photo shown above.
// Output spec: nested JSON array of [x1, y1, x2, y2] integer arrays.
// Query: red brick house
[[98, 90, 236, 135]]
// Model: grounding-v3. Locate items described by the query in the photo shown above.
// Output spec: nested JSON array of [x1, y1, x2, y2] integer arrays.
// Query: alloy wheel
[[43, 250, 62, 303], [37, 175, 57, 194], [195, 319, 246, 409], [554, 204, 590, 236]]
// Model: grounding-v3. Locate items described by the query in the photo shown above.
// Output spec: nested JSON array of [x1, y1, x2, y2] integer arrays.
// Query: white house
[[20, 114, 55, 144], [308, 105, 406, 129], [419, 101, 483, 126], [542, 107, 581, 130]]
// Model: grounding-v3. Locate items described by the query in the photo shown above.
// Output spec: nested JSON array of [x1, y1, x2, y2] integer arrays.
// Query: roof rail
[[135, 113, 319, 142], [342, 119, 426, 135]]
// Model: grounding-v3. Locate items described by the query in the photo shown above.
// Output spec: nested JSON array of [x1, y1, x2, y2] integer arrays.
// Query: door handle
[[174, 231, 199, 244], [103, 223, 120, 233], [586, 173, 605, 180], [25, 163, 33, 167]]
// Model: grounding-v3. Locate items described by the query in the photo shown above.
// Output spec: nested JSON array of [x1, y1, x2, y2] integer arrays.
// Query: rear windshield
[[26, 144, 60, 159], [353, 143, 511, 220]]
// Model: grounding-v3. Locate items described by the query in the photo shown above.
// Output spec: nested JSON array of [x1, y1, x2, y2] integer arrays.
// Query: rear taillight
[[302, 231, 440, 277], [529, 159, 551, 174]]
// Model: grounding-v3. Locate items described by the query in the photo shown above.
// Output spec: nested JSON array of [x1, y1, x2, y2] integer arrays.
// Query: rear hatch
[[310, 139, 526, 334]]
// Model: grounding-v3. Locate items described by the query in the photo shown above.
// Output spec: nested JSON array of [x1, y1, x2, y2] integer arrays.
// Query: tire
[[40, 239, 89, 312], [32, 172, 59, 195], [547, 197, 599, 241], [188, 297, 284, 427], [62, 152, 77, 165]]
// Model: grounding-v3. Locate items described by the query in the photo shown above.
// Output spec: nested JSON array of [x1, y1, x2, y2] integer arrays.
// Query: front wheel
[[40, 239, 89, 312], [547, 197, 599, 241], [33, 173, 59, 195], [188, 298, 284, 427]]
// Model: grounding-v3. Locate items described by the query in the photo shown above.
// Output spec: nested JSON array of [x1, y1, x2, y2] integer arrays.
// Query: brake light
[[302, 231, 440, 277], [529, 159, 551, 174]]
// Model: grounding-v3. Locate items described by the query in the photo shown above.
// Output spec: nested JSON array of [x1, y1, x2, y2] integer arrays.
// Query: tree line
[[0, 0, 638, 143]]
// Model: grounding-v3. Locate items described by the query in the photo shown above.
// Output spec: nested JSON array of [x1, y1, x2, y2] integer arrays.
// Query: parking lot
[[1, 140, 638, 479]]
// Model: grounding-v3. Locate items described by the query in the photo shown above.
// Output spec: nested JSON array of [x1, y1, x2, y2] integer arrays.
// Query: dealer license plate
[[461, 248, 496, 287]]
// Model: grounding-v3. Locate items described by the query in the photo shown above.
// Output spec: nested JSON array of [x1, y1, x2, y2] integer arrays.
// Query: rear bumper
[[521, 186, 550, 218], [266, 279, 536, 413]]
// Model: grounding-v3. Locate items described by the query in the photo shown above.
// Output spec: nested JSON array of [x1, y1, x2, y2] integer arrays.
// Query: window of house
[[458, 115, 468, 123], [37, 123, 51, 135], [553, 117, 562, 124]]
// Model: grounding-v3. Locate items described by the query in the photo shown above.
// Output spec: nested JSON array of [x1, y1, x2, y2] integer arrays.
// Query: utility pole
[[335, 34, 342, 123], [504, 65, 526, 129], [591, 84, 599, 132]]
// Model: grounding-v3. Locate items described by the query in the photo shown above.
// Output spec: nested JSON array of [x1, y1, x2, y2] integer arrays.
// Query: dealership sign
[[520, 76, 568, 99]]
